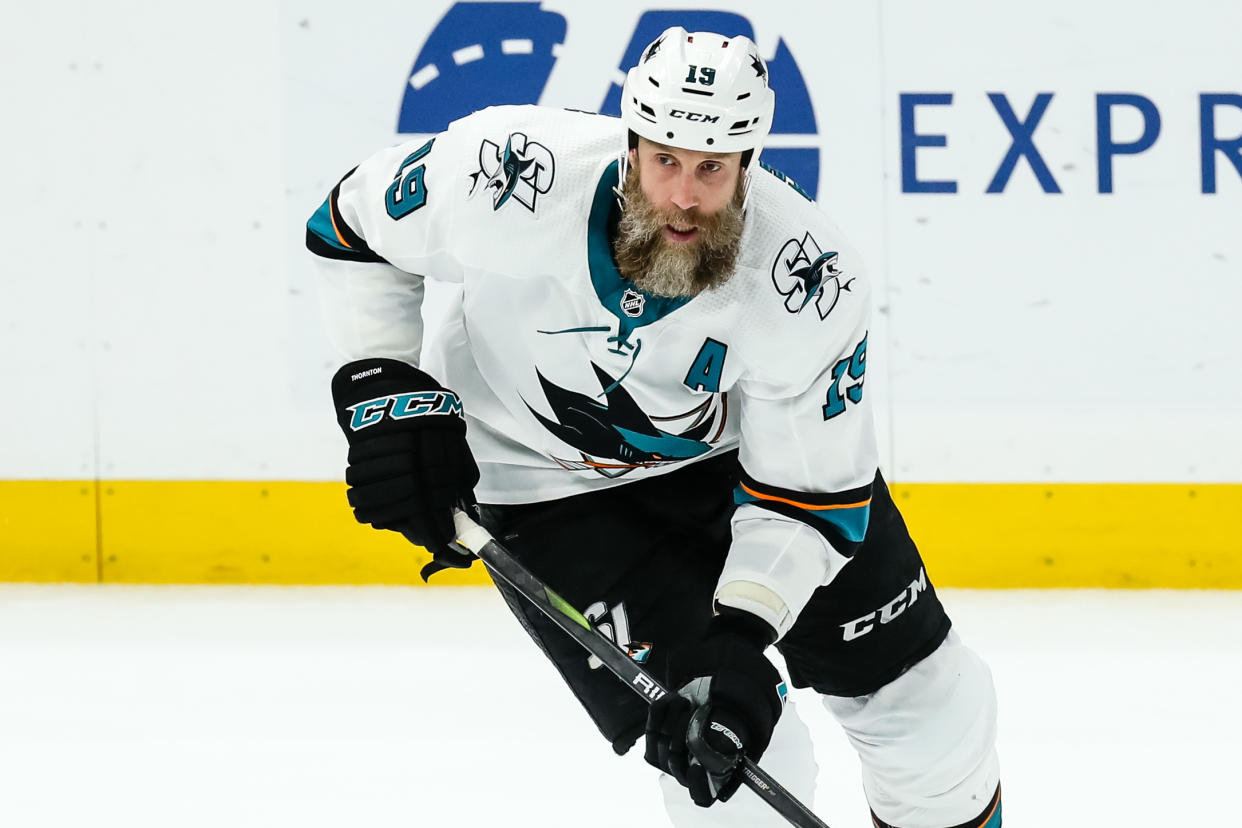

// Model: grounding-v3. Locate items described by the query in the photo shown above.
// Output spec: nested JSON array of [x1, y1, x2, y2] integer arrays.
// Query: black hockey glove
[[331, 358, 479, 575], [644, 608, 784, 807]]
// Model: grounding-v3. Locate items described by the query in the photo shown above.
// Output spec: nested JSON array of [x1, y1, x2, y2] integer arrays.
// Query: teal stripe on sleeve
[[307, 196, 352, 252], [734, 487, 871, 543]]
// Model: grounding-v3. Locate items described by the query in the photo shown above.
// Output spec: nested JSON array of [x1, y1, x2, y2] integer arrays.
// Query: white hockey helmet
[[621, 27, 775, 166]]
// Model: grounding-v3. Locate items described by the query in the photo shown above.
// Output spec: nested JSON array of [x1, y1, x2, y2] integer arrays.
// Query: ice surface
[[0, 585, 1238, 827]]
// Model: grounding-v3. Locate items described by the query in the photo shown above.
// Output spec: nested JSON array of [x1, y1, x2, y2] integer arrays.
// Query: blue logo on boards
[[397, 3, 821, 198], [397, 3, 565, 134]]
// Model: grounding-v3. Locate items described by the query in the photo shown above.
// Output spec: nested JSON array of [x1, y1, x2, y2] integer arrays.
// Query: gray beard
[[612, 165, 745, 299]]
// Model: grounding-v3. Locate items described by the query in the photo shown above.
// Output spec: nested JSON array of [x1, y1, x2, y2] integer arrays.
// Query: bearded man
[[613, 138, 746, 298], [308, 26, 1002, 828]]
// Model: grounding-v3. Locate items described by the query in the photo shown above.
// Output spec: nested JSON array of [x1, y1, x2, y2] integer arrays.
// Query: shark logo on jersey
[[524, 363, 727, 478], [771, 232, 855, 320], [468, 131, 556, 211]]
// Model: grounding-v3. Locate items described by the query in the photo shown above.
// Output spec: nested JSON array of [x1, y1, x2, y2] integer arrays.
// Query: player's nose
[[670, 172, 698, 211]]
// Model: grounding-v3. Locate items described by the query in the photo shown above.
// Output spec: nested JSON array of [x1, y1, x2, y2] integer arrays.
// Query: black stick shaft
[[459, 523, 830, 828]]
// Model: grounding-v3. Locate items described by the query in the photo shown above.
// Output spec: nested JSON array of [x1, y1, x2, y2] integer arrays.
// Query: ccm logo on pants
[[841, 568, 928, 642]]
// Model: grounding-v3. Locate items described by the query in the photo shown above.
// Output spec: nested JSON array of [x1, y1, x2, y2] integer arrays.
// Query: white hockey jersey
[[308, 105, 877, 635]]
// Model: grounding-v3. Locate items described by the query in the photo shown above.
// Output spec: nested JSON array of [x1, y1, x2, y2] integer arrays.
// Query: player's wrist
[[707, 604, 778, 650], [331, 357, 465, 438]]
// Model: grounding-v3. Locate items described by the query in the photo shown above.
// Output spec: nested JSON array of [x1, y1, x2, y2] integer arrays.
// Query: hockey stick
[[451, 510, 832, 828]]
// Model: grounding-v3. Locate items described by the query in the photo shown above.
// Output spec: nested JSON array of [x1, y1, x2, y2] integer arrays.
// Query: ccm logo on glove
[[346, 391, 463, 431], [329, 357, 479, 559]]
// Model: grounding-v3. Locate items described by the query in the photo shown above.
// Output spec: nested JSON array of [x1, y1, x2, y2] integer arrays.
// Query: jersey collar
[[587, 160, 693, 338]]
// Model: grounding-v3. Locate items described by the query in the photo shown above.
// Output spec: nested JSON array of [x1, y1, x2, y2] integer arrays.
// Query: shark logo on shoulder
[[771, 232, 855, 320], [469, 132, 555, 211]]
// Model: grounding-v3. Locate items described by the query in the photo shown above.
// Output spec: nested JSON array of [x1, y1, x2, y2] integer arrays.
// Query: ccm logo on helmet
[[669, 108, 719, 123]]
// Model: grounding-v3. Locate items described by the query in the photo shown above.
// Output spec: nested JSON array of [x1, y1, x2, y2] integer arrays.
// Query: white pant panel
[[662, 699, 818, 827], [824, 631, 1000, 828]]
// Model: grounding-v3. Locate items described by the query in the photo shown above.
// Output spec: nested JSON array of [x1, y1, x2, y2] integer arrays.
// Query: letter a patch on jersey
[[684, 338, 728, 393]]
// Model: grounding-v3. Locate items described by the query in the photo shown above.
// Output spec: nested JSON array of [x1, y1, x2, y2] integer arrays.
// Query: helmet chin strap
[[614, 148, 629, 211]]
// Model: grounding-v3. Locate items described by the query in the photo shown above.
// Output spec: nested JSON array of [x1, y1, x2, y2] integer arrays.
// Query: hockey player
[[307, 27, 1001, 828]]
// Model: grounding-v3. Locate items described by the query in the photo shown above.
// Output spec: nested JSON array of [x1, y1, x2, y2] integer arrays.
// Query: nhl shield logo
[[620, 288, 645, 318]]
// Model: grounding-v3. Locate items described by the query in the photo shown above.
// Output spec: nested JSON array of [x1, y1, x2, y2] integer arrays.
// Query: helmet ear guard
[[621, 27, 776, 165]]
